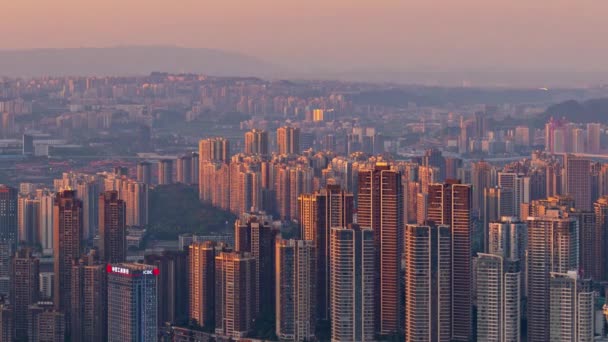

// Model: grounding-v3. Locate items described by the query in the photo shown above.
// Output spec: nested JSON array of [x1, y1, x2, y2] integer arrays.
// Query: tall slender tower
[[37, 190, 55, 255], [136, 161, 152, 185], [404, 223, 452, 342], [572, 210, 598, 280], [10, 248, 39, 340], [275, 239, 316, 341], [526, 210, 578, 342], [158, 159, 174, 185], [189, 241, 225, 328], [471, 161, 494, 214], [566, 156, 591, 211], [587, 123, 601, 154], [234, 213, 278, 317], [244, 129, 269, 156], [176, 154, 193, 184], [330, 225, 374, 342], [427, 180, 473, 341], [71, 253, 107, 342], [298, 184, 353, 321], [53, 189, 82, 336], [357, 163, 403, 335], [214, 251, 256, 339], [277, 126, 300, 155], [0, 298, 11, 342], [17, 195, 40, 245], [144, 251, 188, 328], [595, 196, 608, 280], [99, 191, 126, 263], [0, 242, 10, 299], [0, 185, 18, 248]]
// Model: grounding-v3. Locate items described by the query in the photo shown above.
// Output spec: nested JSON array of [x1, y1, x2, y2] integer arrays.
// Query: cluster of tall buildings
[[545, 118, 602, 154], [2, 117, 608, 341], [0, 168, 155, 340], [0, 180, 160, 341], [188, 139, 608, 341]]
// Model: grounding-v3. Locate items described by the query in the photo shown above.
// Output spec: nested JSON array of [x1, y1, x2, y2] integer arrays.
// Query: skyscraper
[[0, 185, 18, 247], [566, 156, 592, 211], [595, 196, 608, 280], [476, 253, 521, 342], [99, 190, 126, 263], [199, 137, 230, 163], [586, 123, 601, 154], [330, 225, 374, 342], [0, 298, 11, 342], [423, 148, 446, 181], [53, 189, 82, 336], [471, 160, 494, 213], [145, 251, 189, 327], [0, 242, 9, 300], [514, 126, 530, 146], [275, 239, 316, 342], [107, 263, 158, 342], [549, 272, 593, 341], [427, 180, 473, 341], [75, 179, 99, 240], [527, 210, 579, 342], [474, 111, 487, 139], [191, 152, 199, 185], [244, 129, 269, 156], [487, 217, 527, 261], [136, 161, 152, 185], [497, 172, 528, 218], [214, 251, 256, 339], [28, 304, 65, 342], [10, 248, 39, 340], [158, 159, 174, 185], [277, 126, 300, 155], [189, 241, 226, 328], [122, 180, 148, 227], [71, 253, 107, 342], [572, 210, 599, 280], [357, 163, 403, 335], [234, 213, 278, 317], [483, 187, 516, 250], [487, 216, 527, 298], [37, 190, 55, 256], [17, 195, 39, 245], [176, 154, 193, 184], [404, 223, 451, 342], [298, 184, 353, 321]]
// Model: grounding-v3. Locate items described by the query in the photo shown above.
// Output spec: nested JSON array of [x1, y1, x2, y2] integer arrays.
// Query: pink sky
[[3, 0, 608, 70]]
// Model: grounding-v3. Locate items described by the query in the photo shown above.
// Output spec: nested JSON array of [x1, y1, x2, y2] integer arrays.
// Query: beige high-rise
[[330, 225, 374, 342], [404, 224, 451, 342], [275, 239, 316, 341]]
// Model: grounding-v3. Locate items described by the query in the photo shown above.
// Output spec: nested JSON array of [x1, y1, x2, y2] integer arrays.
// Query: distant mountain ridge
[[542, 98, 608, 124], [0, 46, 280, 77]]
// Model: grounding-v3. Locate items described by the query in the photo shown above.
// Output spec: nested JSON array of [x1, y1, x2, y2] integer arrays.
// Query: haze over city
[[2, 2, 608, 342], [3, 0, 608, 85]]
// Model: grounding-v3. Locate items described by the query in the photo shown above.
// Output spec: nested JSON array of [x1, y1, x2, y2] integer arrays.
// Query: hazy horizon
[[4, 0, 608, 73]]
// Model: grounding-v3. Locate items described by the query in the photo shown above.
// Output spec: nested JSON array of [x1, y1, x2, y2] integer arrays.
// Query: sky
[[3, 0, 608, 72]]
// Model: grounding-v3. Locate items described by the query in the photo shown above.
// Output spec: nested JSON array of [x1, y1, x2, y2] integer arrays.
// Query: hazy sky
[[4, 0, 608, 71]]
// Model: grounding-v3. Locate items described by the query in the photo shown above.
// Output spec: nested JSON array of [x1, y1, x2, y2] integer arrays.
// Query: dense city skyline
[[1, 2, 608, 340], [3, 87, 608, 340]]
